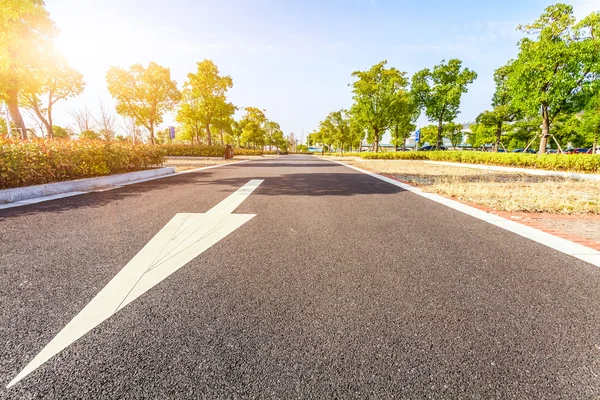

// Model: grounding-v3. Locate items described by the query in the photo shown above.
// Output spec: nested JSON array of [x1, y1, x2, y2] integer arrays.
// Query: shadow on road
[[0, 160, 405, 220]]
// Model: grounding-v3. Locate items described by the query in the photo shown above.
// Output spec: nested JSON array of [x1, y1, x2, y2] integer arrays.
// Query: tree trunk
[[220, 128, 224, 146], [593, 129, 598, 154], [206, 124, 212, 146], [6, 89, 26, 139], [494, 122, 502, 152], [402, 136, 407, 151], [374, 130, 380, 153], [437, 119, 443, 150], [149, 122, 155, 145], [539, 105, 549, 154], [47, 105, 54, 139]]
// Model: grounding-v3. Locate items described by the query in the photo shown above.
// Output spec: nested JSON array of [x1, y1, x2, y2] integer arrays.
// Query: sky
[[42, 0, 600, 143]]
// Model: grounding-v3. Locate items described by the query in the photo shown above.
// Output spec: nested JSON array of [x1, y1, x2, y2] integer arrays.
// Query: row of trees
[[313, 3, 600, 154], [1, 1, 288, 151]]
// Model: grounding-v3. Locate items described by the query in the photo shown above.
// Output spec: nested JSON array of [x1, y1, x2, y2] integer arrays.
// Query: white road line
[[330, 159, 600, 268], [7, 179, 263, 389]]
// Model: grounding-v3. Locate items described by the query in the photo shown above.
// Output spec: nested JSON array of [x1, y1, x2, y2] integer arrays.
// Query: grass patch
[[346, 159, 600, 215]]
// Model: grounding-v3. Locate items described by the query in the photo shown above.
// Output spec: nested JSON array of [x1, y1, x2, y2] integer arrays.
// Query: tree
[[322, 110, 351, 154], [350, 61, 409, 152], [580, 94, 600, 152], [444, 122, 464, 149], [21, 53, 84, 138], [412, 59, 477, 150], [70, 105, 95, 135], [52, 125, 71, 139], [0, 0, 56, 139], [94, 100, 118, 141], [476, 63, 521, 152], [418, 125, 439, 147], [106, 62, 181, 144], [181, 60, 233, 146], [79, 130, 99, 140], [211, 103, 236, 146], [240, 107, 267, 149], [507, 4, 600, 153], [264, 120, 284, 150], [390, 96, 419, 151]]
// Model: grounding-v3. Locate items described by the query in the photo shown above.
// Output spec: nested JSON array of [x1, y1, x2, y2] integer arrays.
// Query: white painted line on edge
[[0, 160, 252, 210], [330, 159, 600, 268], [7, 179, 263, 388]]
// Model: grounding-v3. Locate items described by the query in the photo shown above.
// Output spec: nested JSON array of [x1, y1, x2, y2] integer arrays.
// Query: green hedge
[[160, 144, 226, 157], [0, 139, 165, 189], [356, 151, 600, 173]]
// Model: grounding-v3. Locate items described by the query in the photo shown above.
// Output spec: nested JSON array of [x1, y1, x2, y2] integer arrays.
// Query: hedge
[[0, 139, 165, 189], [160, 144, 226, 157], [356, 151, 600, 173]]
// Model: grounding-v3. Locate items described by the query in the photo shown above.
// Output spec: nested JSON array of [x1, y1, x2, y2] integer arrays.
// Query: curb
[[0, 167, 175, 205]]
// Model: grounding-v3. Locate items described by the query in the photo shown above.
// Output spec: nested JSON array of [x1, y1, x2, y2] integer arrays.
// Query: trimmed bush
[[0, 139, 165, 189], [355, 151, 600, 173], [160, 144, 226, 157]]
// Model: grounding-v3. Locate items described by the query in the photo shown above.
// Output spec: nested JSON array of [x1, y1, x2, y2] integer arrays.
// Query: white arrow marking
[[7, 179, 263, 388]]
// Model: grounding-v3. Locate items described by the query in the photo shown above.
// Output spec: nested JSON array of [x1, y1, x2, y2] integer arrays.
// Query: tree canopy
[[412, 59, 477, 149], [106, 62, 181, 144]]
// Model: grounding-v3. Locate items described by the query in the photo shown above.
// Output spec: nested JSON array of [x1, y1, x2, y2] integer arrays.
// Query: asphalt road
[[1, 155, 599, 399]]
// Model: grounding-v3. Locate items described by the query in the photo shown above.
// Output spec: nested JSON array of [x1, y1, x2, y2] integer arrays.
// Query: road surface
[[1, 155, 599, 399]]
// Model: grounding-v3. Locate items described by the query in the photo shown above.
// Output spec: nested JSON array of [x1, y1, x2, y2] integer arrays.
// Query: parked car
[[418, 145, 447, 151], [565, 148, 591, 154], [511, 148, 537, 154]]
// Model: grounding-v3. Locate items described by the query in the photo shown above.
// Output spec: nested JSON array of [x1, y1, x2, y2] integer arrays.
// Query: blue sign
[[415, 129, 421, 143], [169, 126, 175, 139]]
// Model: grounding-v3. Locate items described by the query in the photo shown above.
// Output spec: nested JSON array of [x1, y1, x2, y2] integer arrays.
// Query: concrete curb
[[0, 167, 175, 205]]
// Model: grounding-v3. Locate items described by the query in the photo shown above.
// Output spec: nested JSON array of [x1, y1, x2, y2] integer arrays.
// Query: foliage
[[390, 96, 419, 150], [507, 4, 600, 153], [579, 94, 600, 150], [350, 61, 409, 152], [0, 138, 164, 189], [106, 62, 181, 144], [240, 107, 267, 149], [412, 59, 477, 149], [0, 0, 56, 137], [20, 52, 84, 138], [357, 150, 600, 173], [178, 60, 234, 146], [159, 144, 226, 157], [52, 125, 70, 139], [476, 63, 520, 151], [444, 122, 464, 149]]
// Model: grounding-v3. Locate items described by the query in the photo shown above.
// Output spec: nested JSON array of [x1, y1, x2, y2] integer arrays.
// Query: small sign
[[415, 129, 421, 143], [169, 126, 175, 139]]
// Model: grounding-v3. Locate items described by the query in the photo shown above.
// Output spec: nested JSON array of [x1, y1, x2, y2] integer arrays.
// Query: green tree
[[390, 96, 419, 151], [350, 61, 409, 152], [476, 63, 521, 152], [79, 130, 99, 140], [181, 60, 233, 146], [264, 120, 284, 150], [580, 94, 600, 152], [240, 107, 267, 149], [106, 62, 181, 144], [418, 125, 439, 147], [211, 103, 236, 146], [21, 54, 84, 138], [507, 4, 600, 153], [444, 122, 464, 149], [0, 0, 56, 138], [412, 59, 477, 150], [52, 125, 70, 139], [322, 110, 350, 154]]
